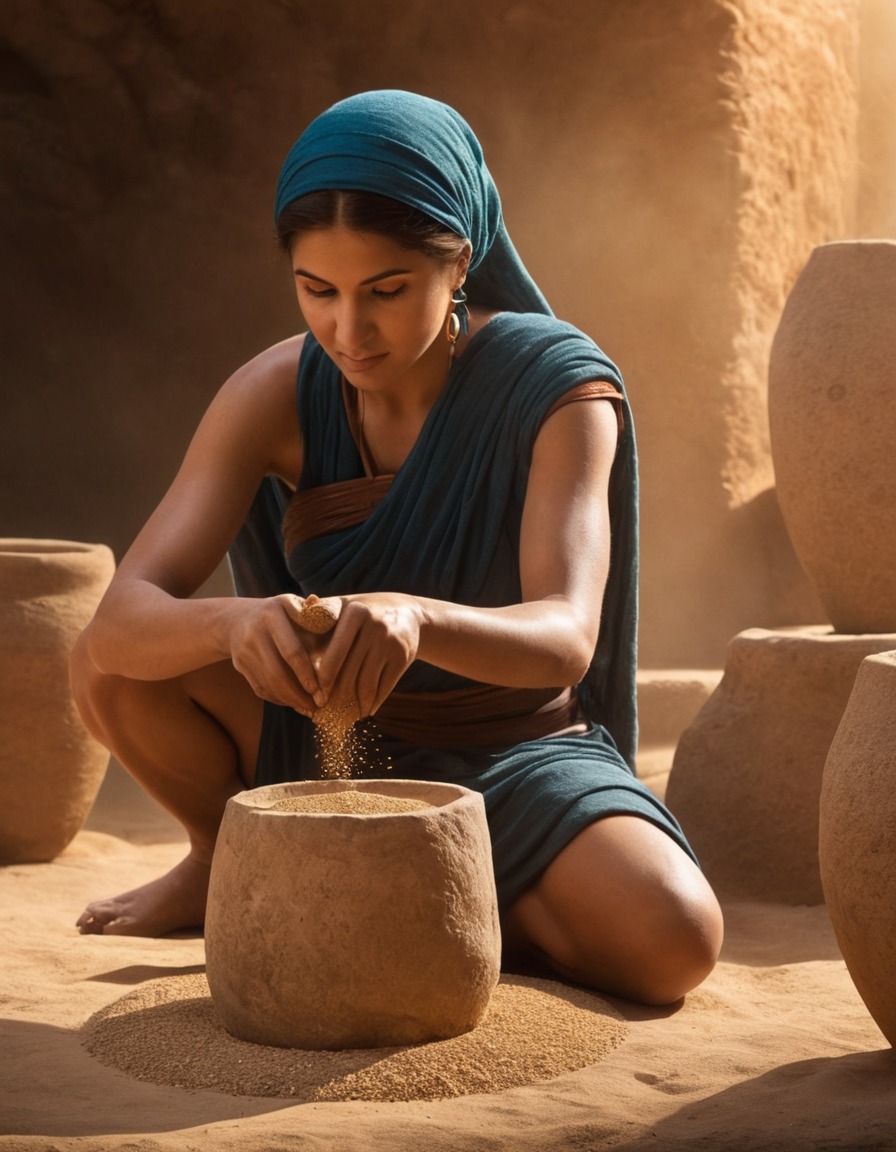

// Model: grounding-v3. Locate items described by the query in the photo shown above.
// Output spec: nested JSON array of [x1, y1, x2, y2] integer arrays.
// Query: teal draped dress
[[228, 311, 696, 914]]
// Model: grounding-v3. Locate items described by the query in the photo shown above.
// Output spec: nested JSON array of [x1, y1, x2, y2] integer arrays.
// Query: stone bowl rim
[[0, 538, 113, 557], [808, 238, 896, 254], [859, 649, 896, 670], [228, 778, 482, 820]]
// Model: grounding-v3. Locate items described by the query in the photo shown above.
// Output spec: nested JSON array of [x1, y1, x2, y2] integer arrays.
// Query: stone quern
[[205, 779, 501, 1050]]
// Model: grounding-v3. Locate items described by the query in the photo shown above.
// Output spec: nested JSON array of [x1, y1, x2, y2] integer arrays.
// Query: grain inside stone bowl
[[82, 972, 629, 1102], [270, 791, 432, 816]]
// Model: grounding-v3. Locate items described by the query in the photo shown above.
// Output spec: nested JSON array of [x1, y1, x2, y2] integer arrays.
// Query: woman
[[72, 90, 722, 1004]]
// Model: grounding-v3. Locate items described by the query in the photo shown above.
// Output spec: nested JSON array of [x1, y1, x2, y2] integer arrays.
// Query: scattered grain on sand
[[82, 973, 628, 1102]]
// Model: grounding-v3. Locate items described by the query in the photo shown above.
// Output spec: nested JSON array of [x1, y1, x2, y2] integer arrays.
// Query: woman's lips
[[339, 352, 387, 373]]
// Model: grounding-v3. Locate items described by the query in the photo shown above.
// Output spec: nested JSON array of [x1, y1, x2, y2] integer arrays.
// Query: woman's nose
[[335, 301, 374, 351]]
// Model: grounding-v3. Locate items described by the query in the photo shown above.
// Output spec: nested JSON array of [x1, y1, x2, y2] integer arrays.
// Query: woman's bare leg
[[71, 630, 264, 937], [502, 815, 723, 1005]]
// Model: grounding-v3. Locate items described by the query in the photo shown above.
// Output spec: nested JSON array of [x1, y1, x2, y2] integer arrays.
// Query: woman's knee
[[70, 628, 169, 745], [505, 817, 723, 1004], [71, 633, 262, 785], [548, 874, 722, 1004], [610, 878, 722, 1004], [69, 627, 114, 741]]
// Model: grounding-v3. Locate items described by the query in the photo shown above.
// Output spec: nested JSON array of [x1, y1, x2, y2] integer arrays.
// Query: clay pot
[[768, 240, 896, 633], [0, 539, 115, 862], [819, 650, 896, 1046], [205, 779, 501, 1050]]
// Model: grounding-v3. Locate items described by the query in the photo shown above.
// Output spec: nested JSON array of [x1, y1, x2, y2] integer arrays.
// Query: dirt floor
[[1, 760, 894, 1151]]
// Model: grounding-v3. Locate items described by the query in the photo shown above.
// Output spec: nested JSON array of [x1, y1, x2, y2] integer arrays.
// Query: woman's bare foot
[[76, 852, 212, 937]]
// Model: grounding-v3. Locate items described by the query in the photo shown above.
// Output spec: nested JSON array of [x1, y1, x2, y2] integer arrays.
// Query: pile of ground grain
[[271, 792, 431, 815], [82, 973, 628, 1102]]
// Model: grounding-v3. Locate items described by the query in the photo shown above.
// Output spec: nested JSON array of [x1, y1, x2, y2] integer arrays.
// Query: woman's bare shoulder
[[214, 333, 306, 427], [198, 333, 307, 487], [226, 332, 307, 393]]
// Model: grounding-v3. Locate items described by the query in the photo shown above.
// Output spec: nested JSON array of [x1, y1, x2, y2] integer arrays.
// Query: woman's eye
[[299, 283, 405, 300]]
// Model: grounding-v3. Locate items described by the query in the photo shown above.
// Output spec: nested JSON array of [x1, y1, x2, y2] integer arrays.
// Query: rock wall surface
[[0, 0, 881, 665]]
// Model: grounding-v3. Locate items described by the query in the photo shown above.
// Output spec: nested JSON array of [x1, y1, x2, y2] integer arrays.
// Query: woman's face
[[289, 225, 469, 399]]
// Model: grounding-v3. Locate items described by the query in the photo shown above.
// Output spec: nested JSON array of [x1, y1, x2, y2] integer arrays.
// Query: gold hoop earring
[[446, 285, 467, 346]]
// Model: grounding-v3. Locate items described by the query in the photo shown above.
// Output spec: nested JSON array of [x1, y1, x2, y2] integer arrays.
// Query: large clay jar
[[205, 779, 501, 1050], [819, 650, 896, 1046], [768, 240, 896, 633], [0, 539, 115, 862]]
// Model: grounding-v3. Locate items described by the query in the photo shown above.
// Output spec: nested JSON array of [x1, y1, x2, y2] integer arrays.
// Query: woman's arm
[[315, 396, 618, 717], [84, 335, 323, 711]]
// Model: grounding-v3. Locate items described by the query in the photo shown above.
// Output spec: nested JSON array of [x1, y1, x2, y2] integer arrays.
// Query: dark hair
[[276, 189, 468, 264]]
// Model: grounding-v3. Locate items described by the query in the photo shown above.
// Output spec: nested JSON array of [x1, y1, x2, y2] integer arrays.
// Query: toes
[[77, 906, 117, 935]]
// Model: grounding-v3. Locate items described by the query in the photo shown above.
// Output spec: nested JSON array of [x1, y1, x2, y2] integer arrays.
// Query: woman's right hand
[[227, 594, 328, 716]]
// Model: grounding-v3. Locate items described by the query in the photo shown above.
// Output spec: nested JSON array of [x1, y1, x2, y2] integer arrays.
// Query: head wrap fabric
[[274, 90, 551, 316]]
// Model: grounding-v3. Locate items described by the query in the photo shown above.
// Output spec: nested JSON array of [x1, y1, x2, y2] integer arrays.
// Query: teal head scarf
[[274, 90, 551, 316]]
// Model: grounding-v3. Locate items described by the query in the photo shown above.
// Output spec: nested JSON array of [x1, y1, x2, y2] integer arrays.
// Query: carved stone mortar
[[205, 779, 501, 1049]]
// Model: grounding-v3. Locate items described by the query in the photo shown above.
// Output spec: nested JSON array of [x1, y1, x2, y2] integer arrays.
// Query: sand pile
[[81, 972, 628, 1102]]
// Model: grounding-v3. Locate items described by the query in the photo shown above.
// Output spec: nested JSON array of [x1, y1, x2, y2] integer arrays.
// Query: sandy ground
[[2, 759, 895, 1152]]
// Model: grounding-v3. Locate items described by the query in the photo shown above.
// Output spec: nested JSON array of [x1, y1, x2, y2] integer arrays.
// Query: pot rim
[[0, 538, 113, 558], [229, 778, 479, 818]]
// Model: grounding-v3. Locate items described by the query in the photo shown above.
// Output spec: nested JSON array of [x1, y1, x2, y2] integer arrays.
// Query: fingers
[[239, 646, 318, 715], [274, 610, 326, 704], [343, 635, 406, 718], [314, 599, 416, 718], [278, 594, 345, 708], [321, 651, 376, 719], [355, 652, 401, 717], [264, 593, 418, 721], [231, 601, 323, 714]]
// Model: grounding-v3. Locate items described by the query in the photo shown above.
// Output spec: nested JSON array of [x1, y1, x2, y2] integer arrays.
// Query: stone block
[[666, 626, 896, 903]]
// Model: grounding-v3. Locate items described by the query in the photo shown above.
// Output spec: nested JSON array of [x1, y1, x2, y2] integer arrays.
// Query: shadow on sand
[[610, 1048, 896, 1152]]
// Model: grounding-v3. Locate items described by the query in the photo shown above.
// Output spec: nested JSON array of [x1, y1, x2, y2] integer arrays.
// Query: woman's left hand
[[312, 592, 424, 718]]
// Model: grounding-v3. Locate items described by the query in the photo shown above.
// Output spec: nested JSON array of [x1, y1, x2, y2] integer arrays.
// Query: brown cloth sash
[[372, 684, 585, 748], [282, 474, 394, 555]]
